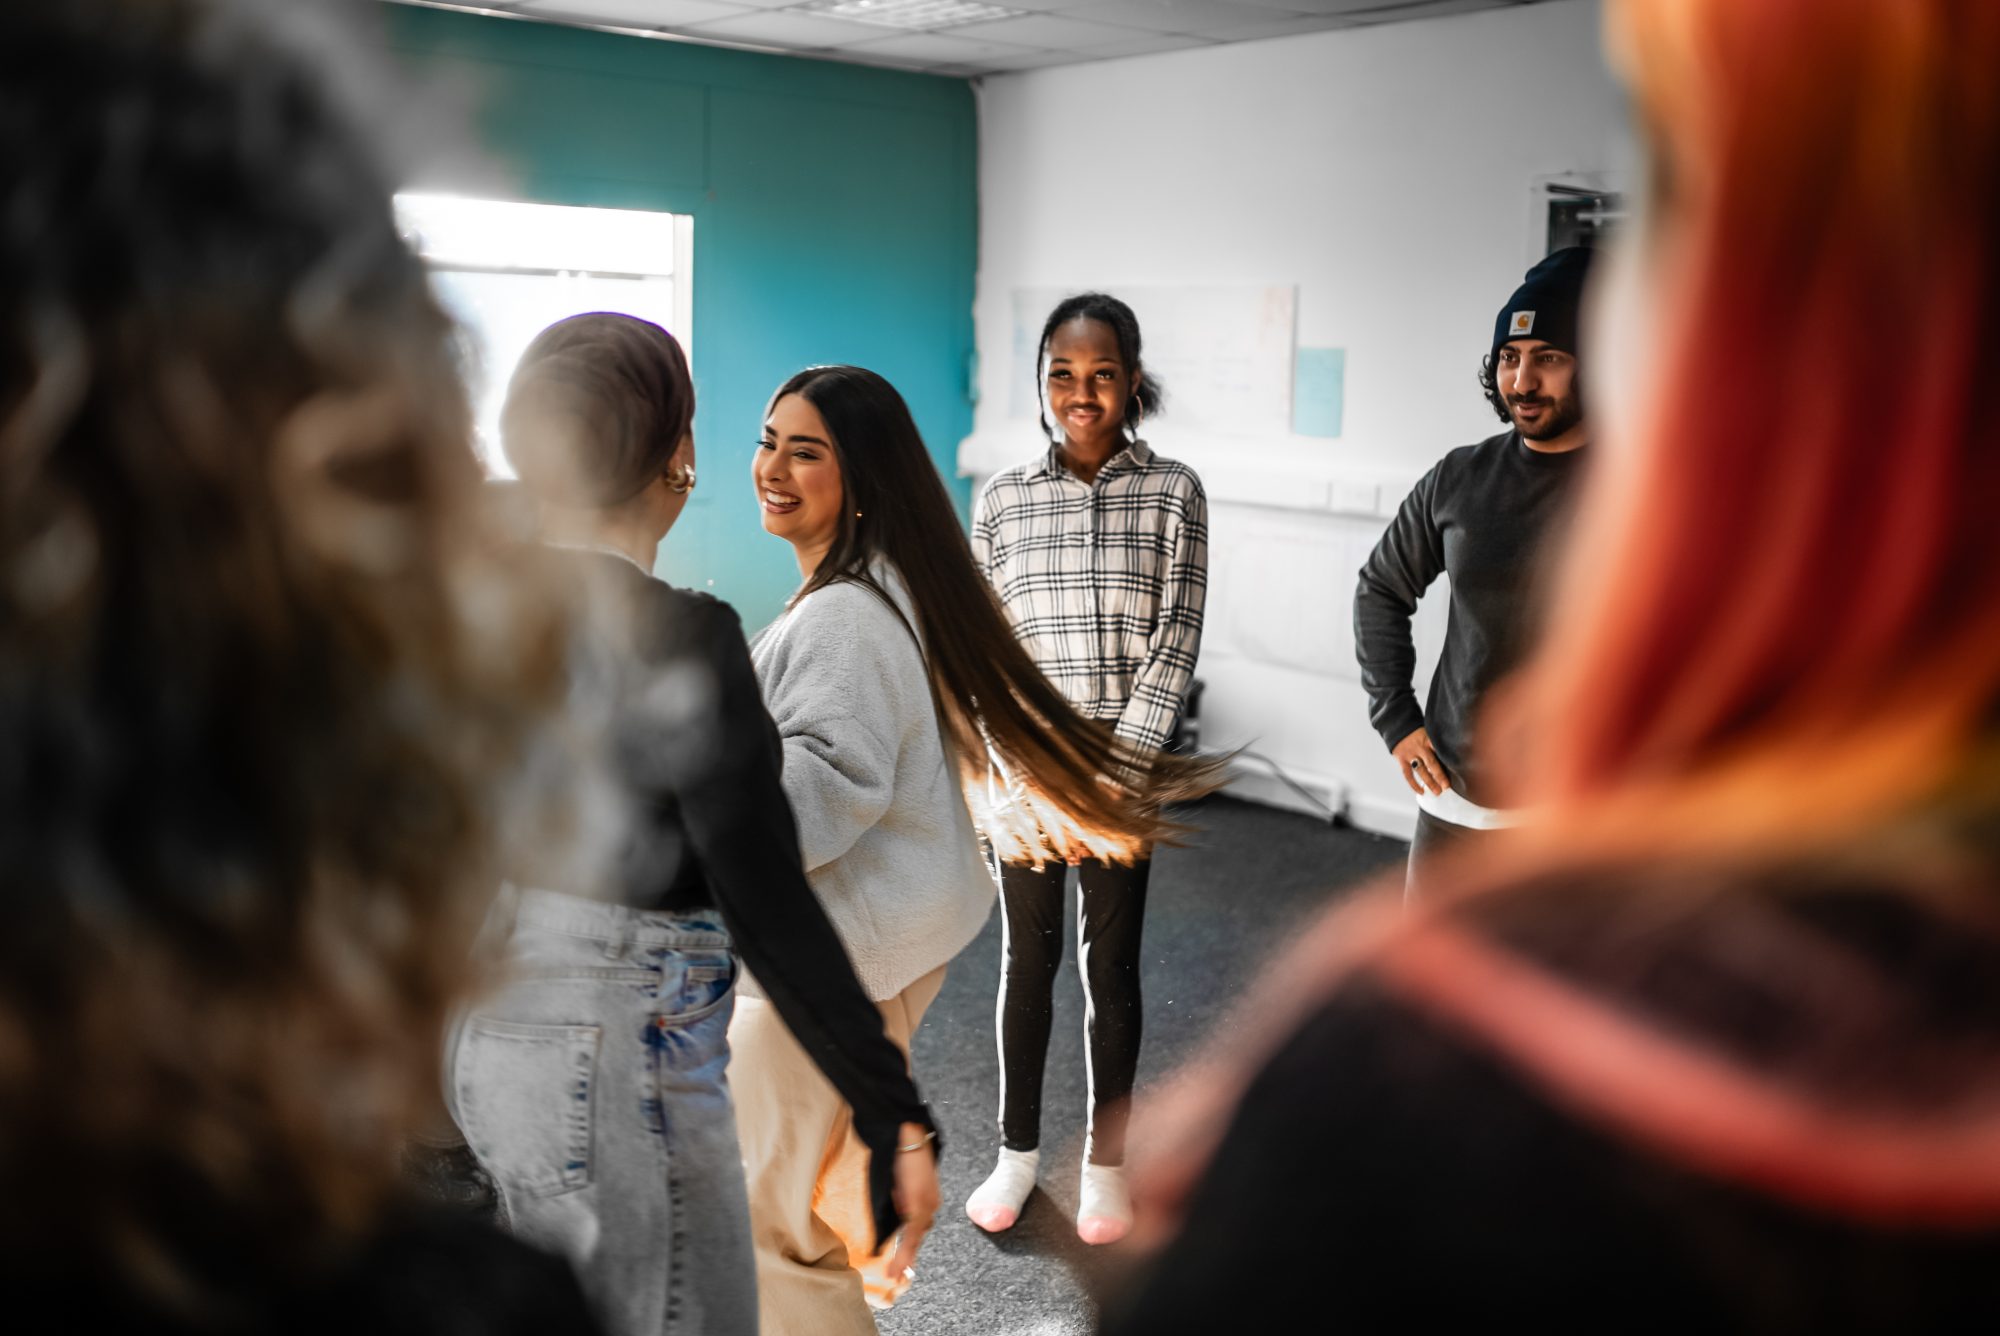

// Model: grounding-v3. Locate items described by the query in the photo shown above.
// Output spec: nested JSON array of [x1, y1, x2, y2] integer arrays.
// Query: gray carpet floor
[[875, 797, 1407, 1336]]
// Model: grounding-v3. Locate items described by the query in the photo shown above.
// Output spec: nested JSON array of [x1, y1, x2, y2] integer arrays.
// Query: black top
[[1100, 861, 2000, 1333], [550, 549, 933, 1243], [16, 1212, 599, 1336], [1353, 429, 1586, 806]]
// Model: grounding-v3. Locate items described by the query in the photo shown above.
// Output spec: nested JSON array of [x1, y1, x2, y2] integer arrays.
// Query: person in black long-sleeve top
[[449, 314, 939, 1336], [1354, 247, 1594, 895]]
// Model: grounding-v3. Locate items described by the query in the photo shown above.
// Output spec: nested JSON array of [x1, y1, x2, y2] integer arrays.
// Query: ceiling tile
[[950, 14, 1150, 47], [1198, 13, 1356, 40], [943, 0, 1093, 9], [675, 8, 890, 45], [517, 0, 754, 26], [1067, 1, 1301, 35], [391, 0, 1552, 75], [972, 46, 1099, 71], [1076, 29, 1214, 56], [1222, 0, 1406, 12], [793, 0, 1038, 22], [844, 30, 1045, 62], [1340, 0, 1514, 24], [835, 48, 950, 71]]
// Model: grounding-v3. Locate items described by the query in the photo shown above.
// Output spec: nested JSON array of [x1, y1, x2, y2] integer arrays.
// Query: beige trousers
[[729, 965, 947, 1336]]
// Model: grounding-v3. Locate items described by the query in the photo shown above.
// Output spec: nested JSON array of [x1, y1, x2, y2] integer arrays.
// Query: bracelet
[[896, 1130, 937, 1153]]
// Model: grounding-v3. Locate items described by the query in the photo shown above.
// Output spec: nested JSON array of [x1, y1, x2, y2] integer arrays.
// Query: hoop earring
[[1125, 394, 1145, 437], [665, 463, 696, 494]]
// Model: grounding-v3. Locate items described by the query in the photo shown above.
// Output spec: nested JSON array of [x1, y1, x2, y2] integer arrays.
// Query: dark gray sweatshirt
[[1353, 429, 1586, 808]]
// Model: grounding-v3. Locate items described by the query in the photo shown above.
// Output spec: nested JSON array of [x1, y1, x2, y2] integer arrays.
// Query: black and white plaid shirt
[[972, 439, 1209, 754]]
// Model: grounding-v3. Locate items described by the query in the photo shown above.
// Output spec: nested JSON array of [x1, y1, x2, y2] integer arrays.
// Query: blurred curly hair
[[0, 0, 581, 1310]]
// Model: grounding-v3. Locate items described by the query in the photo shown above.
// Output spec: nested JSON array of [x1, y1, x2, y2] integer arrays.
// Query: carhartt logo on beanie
[[1493, 246, 1595, 359]]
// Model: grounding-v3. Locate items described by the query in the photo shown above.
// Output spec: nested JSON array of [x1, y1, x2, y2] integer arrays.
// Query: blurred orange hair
[[1126, 0, 2000, 1249], [1501, 0, 2000, 854]]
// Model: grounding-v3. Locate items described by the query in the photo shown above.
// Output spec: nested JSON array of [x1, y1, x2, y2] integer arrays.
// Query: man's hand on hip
[[1392, 727, 1450, 797]]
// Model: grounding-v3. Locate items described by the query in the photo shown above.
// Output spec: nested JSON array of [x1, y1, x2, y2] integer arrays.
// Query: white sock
[[965, 1147, 1040, 1233], [1076, 1162, 1132, 1245]]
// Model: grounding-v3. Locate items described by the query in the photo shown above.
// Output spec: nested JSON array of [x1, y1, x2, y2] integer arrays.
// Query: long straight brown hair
[[769, 366, 1224, 860]]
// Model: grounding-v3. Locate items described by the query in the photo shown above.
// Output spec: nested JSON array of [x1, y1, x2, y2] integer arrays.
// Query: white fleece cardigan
[[749, 565, 994, 1001]]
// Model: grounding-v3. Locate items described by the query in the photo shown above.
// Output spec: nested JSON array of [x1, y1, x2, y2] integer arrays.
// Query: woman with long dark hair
[[1101, 0, 2000, 1329], [0, 1, 596, 1330], [735, 365, 1221, 1333], [965, 292, 1207, 1245], [451, 316, 941, 1336]]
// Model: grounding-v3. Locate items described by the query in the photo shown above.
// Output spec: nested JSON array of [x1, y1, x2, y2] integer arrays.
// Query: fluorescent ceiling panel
[[680, 8, 888, 43], [796, 0, 1029, 28]]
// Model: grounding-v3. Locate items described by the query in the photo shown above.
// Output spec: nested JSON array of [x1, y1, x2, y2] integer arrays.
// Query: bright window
[[395, 193, 693, 475]]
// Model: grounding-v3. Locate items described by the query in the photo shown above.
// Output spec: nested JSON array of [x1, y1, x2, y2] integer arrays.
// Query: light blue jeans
[[449, 889, 755, 1336]]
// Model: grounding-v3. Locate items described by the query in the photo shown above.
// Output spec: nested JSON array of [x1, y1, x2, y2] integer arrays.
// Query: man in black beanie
[[1354, 246, 1595, 895]]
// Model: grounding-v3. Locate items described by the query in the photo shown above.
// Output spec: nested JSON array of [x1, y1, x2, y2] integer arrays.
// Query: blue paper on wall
[[1292, 346, 1345, 438]]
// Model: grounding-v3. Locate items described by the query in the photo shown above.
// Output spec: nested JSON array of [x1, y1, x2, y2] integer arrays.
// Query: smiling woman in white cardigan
[[732, 366, 1223, 1336], [731, 374, 989, 1336], [748, 564, 993, 1004]]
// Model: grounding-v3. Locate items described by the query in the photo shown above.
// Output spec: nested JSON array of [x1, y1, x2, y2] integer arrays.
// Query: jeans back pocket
[[453, 1018, 601, 1198]]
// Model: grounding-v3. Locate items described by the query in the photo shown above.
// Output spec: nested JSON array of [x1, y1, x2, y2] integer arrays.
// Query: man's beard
[[1509, 389, 1584, 441]]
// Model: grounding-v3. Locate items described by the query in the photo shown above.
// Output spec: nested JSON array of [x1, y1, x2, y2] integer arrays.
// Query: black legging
[[993, 854, 1152, 1166]]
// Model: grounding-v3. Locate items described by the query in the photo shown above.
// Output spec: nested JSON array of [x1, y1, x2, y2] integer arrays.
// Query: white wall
[[962, 0, 1632, 837]]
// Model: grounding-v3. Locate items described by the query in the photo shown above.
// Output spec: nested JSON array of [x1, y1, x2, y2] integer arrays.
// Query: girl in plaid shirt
[[966, 293, 1209, 1246]]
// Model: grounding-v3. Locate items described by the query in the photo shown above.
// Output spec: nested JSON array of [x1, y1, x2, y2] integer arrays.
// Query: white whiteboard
[[1009, 286, 1296, 438]]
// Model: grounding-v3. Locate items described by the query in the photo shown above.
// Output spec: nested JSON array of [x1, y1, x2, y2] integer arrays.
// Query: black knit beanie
[[1492, 246, 1596, 359]]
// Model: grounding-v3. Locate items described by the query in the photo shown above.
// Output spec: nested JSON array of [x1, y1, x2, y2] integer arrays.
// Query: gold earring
[[665, 463, 696, 494]]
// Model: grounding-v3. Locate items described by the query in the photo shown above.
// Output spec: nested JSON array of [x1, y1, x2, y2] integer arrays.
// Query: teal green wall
[[376, 6, 977, 629]]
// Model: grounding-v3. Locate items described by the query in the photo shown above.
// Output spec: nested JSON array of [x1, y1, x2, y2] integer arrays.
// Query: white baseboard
[[1214, 761, 1416, 842], [1217, 757, 1344, 823], [1344, 790, 1417, 841]]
